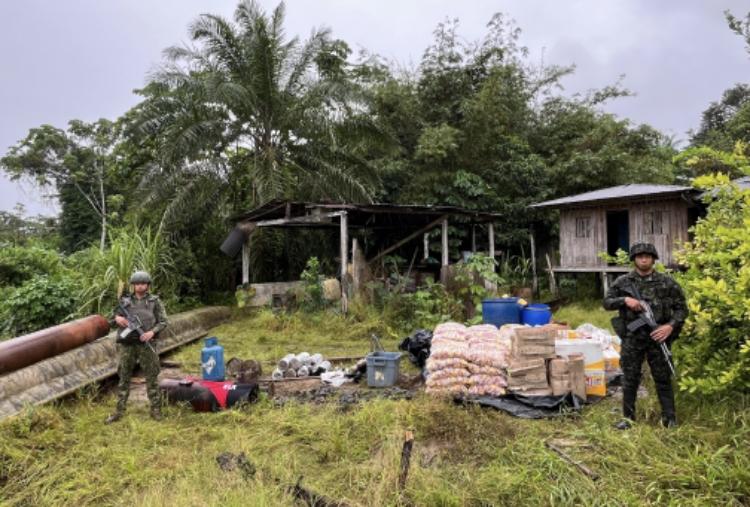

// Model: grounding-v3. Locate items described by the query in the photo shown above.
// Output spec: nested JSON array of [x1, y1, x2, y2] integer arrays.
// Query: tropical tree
[[130, 0, 383, 225], [1, 120, 126, 252]]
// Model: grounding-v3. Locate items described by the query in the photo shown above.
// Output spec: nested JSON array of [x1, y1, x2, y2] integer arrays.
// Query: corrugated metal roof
[[232, 200, 505, 222], [735, 176, 750, 190], [530, 184, 693, 209]]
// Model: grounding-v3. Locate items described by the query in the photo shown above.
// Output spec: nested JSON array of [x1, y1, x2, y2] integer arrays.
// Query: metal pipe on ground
[[0, 315, 110, 376], [0, 306, 231, 421]]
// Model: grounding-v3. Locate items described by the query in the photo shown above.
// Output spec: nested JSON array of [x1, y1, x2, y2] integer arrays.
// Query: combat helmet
[[129, 271, 152, 284], [629, 243, 659, 261]]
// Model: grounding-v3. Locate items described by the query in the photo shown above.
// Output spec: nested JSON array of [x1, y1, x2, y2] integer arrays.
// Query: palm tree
[[132, 0, 383, 220]]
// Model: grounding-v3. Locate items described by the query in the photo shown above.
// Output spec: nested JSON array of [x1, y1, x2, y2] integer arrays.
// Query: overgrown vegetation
[[675, 174, 750, 394]]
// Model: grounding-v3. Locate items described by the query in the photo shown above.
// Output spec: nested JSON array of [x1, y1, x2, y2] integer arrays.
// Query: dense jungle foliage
[[1, 2, 749, 395]]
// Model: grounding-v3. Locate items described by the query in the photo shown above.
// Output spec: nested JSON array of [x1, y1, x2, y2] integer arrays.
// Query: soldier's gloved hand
[[115, 316, 129, 328], [624, 297, 643, 312], [650, 324, 673, 343], [140, 330, 155, 342]]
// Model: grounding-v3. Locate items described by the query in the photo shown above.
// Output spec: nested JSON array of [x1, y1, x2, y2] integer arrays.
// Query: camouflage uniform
[[604, 270, 687, 425], [110, 293, 168, 416]]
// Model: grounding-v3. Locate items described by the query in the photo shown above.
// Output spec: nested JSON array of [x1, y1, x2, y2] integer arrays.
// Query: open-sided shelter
[[221, 201, 504, 311]]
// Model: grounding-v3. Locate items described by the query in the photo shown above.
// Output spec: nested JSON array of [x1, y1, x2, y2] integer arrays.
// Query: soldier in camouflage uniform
[[603, 243, 687, 429], [105, 271, 168, 424]]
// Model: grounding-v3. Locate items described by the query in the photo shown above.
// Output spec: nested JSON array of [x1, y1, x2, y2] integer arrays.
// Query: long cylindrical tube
[[0, 315, 110, 375]]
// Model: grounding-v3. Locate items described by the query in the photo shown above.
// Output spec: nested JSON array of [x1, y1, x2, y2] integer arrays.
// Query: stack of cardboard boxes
[[507, 326, 587, 401]]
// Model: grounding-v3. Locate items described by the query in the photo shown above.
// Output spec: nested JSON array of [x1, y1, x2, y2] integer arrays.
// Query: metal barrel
[[0, 315, 110, 375]]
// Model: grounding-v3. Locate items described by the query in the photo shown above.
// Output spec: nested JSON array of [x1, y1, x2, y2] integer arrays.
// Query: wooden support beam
[[352, 238, 361, 298], [602, 272, 609, 298], [440, 219, 449, 284], [340, 212, 348, 314], [241, 239, 250, 284], [471, 225, 477, 253], [423, 233, 429, 261], [441, 219, 449, 267], [255, 211, 345, 227], [546, 254, 558, 297], [488, 223, 495, 270], [530, 231, 538, 297], [367, 215, 448, 265]]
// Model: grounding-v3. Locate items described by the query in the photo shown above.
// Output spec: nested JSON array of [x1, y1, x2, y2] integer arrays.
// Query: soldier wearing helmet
[[604, 242, 687, 429], [105, 270, 168, 424]]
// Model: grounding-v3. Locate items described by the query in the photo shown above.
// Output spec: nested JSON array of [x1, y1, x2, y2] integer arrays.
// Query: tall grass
[[74, 225, 173, 314], [1, 308, 748, 506]]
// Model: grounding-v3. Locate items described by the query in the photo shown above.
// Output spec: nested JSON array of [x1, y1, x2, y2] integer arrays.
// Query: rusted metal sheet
[[0, 306, 231, 420], [0, 315, 110, 375]]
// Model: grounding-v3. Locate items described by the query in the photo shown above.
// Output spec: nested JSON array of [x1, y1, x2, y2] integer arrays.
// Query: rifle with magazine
[[619, 282, 676, 377]]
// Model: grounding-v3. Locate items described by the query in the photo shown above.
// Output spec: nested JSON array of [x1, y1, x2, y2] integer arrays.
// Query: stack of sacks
[[425, 323, 470, 397], [272, 352, 331, 380], [465, 325, 509, 397], [426, 323, 512, 397]]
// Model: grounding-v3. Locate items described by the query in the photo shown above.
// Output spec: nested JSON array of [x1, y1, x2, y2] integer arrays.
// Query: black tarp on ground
[[459, 392, 586, 419]]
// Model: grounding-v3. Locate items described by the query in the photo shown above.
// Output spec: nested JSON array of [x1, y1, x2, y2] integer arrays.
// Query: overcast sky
[[1, 0, 748, 215]]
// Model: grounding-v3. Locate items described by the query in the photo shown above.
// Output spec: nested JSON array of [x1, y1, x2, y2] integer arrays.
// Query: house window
[[643, 211, 663, 235], [575, 217, 591, 238]]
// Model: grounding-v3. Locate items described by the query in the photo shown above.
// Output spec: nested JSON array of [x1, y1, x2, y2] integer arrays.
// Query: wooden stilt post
[[471, 225, 477, 253], [423, 233, 429, 261], [602, 271, 609, 298], [530, 231, 538, 297], [440, 219, 449, 283], [546, 254, 558, 297], [352, 238, 361, 299], [488, 223, 495, 271], [241, 240, 250, 285], [340, 212, 348, 314]]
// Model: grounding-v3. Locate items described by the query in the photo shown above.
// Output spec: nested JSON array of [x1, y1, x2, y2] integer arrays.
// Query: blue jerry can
[[201, 336, 225, 381]]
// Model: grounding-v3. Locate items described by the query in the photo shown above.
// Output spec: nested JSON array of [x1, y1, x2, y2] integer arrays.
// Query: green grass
[[1, 304, 749, 506], [553, 299, 616, 332]]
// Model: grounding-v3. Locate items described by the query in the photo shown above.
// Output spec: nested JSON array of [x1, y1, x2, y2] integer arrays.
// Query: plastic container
[[201, 336, 225, 381], [521, 303, 552, 326], [366, 351, 402, 387], [482, 298, 521, 327]]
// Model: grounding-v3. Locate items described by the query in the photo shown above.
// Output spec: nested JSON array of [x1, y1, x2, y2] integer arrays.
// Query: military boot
[[662, 416, 678, 428], [105, 411, 123, 425], [614, 419, 632, 430]]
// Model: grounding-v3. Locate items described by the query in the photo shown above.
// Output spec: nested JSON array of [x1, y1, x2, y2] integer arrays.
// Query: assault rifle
[[624, 284, 676, 377], [116, 302, 156, 354]]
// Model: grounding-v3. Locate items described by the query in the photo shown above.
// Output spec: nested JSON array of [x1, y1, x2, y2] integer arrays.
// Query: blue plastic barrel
[[201, 336, 225, 381], [521, 303, 552, 326], [482, 298, 521, 327]]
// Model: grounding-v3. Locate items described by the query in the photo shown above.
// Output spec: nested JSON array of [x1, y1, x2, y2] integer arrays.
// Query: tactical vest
[[122, 295, 159, 332]]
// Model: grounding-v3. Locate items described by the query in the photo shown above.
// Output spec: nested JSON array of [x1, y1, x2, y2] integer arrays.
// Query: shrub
[[0, 246, 64, 287], [0, 275, 77, 337], [299, 257, 325, 312], [675, 174, 750, 394]]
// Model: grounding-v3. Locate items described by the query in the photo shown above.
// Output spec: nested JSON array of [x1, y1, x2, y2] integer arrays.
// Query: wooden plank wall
[[628, 199, 689, 266], [560, 208, 606, 267], [558, 198, 690, 268]]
